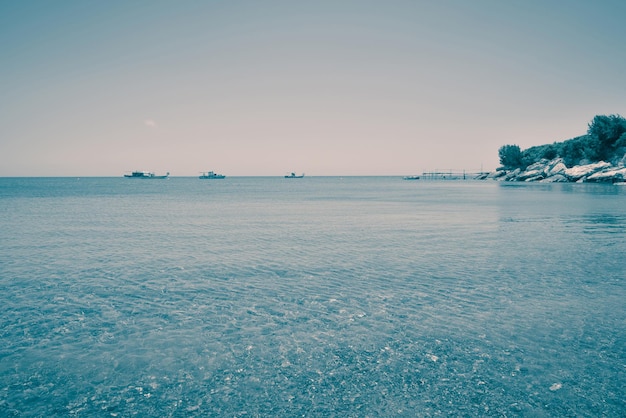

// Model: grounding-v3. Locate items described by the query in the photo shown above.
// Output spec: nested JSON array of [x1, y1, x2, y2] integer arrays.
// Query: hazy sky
[[1, 0, 625, 176]]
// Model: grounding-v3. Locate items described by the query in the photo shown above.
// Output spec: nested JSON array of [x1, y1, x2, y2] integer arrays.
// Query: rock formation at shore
[[478, 158, 626, 183], [487, 114, 626, 184]]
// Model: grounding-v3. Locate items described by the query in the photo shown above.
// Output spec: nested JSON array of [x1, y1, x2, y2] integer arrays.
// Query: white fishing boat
[[285, 172, 304, 178], [199, 171, 225, 179], [124, 171, 169, 179]]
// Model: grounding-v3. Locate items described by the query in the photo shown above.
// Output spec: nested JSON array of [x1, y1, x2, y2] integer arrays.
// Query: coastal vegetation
[[492, 115, 626, 183], [498, 114, 626, 170]]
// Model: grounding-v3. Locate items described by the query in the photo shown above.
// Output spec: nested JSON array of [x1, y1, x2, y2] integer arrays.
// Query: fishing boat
[[403, 175, 420, 180], [124, 171, 169, 179], [285, 172, 304, 178], [199, 171, 225, 179]]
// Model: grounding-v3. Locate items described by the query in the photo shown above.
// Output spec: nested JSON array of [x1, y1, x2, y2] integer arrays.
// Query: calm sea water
[[1, 177, 624, 417]]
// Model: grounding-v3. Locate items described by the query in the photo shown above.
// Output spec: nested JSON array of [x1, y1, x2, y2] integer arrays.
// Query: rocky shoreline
[[477, 158, 626, 183]]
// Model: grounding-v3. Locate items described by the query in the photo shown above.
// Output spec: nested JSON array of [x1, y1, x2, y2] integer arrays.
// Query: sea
[[1, 176, 624, 417]]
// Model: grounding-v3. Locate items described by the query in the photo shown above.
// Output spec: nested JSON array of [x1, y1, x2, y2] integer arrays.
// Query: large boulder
[[526, 159, 550, 172], [540, 174, 569, 183], [503, 168, 522, 181], [517, 168, 545, 181], [514, 158, 571, 182], [515, 159, 550, 181], [488, 170, 508, 180], [584, 167, 626, 183], [564, 161, 612, 182], [484, 159, 624, 183], [546, 158, 567, 176], [524, 174, 546, 182], [515, 158, 568, 182]]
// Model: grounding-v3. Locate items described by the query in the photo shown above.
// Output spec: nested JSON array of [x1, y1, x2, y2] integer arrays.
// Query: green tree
[[542, 144, 558, 160], [498, 144, 524, 169], [497, 114, 626, 169], [587, 114, 626, 160], [560, 137, 586, 166]]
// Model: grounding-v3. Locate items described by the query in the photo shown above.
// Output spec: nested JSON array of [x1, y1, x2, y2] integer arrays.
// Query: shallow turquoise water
[[1, 177, 624, 416]]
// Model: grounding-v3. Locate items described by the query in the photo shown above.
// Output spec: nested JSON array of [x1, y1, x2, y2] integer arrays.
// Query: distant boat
[[199, 171, 225, 179], [285, 172, 304, 178], [403, 175, 420, 180], [124, 171, 169, 179]]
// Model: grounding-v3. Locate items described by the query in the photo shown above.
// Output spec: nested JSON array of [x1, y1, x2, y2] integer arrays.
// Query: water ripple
[[1, 178, 624, 416]]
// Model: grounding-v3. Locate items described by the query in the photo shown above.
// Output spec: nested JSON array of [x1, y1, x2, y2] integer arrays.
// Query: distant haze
[[1, 1, 625, 176]]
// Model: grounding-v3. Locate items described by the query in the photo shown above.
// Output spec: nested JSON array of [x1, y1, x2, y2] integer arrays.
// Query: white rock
[[548, 162, 567, 176], [518, 169, 545, 181], [564, 161, 612, 181], [549, 383, 562, 391], [585, 167, 626, 183], [544, 158, 565, 173], [525, 159, 549, 172], [489, 170, 507, 179], [540, 174, 569, 183]]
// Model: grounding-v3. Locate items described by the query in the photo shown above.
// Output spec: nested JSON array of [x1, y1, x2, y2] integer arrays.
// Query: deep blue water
[[1, 177, 625, 417]]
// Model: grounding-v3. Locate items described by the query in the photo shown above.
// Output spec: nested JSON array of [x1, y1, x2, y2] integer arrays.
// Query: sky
[[1, 0, 625, 177]]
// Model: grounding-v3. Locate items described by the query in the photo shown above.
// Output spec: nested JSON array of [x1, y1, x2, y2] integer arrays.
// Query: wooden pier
[[421, 170, 490, 180]]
